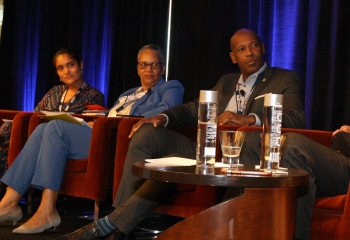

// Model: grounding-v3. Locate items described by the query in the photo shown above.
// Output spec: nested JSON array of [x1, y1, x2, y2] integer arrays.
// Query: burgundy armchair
[[7, 111, 33, 164], [8, 112, 125, 219], [0, 109, 25, 125], [0, 110, 31, 179], [113, 118, 240, 218]]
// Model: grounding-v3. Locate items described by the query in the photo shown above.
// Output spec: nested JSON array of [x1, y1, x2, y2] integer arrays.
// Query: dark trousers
[[108, 124, 196, 234], [238, 131, 350, 239]]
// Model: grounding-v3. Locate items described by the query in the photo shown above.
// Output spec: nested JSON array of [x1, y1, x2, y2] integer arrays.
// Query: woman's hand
[[128, 115, 167, 138], [333, 125, 350, 136]]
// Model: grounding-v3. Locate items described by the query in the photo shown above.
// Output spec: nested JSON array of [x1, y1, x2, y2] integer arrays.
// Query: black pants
[[108, 124, 196, 234]]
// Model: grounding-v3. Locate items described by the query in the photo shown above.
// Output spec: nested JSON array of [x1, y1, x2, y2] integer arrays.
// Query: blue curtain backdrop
[[1, 0, 350, 131], [81, 0, 115, 101]]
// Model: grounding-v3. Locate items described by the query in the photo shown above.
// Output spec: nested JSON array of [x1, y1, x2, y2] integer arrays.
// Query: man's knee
[[280, 133, 308, 167], [283, 132, 305, 149], [132, 123, 158, 136], [130, 124, 164, 146]]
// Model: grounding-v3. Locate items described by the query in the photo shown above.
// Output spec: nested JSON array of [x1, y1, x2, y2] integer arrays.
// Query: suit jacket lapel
[[243, 65, 272, 114]]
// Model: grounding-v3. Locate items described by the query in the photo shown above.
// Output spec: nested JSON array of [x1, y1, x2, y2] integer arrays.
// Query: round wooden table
[[133, 161, 309, 240]]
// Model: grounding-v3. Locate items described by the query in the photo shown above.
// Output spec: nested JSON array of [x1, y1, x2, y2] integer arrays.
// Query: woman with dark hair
[[0, 44, 183, 235], [0, 47, 105, 197], [34, 48, 105, 113]]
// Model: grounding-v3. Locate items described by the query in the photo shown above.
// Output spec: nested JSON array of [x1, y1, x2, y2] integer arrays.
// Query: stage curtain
[[1, 0, 350, 130]]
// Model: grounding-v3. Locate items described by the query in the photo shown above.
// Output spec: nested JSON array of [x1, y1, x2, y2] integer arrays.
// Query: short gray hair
[[137, 44, 165, 65]]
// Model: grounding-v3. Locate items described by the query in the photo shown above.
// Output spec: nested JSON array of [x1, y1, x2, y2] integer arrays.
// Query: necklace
[[58, 81, 86, 112]]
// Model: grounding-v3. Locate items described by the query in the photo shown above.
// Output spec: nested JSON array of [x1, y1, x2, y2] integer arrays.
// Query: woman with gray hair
[[0, 44, 184, 235]]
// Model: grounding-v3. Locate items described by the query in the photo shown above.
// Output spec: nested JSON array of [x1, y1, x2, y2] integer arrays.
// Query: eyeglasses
[[137, 62, 163, 69]]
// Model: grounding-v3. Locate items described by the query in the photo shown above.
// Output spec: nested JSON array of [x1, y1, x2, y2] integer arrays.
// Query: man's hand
[[128, 115, 167, 138], [217, 111, 256, 126], [333, 125, 350, 136]]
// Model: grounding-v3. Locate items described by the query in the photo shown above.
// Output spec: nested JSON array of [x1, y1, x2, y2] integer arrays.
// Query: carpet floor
[[0, 189, 184, 240]]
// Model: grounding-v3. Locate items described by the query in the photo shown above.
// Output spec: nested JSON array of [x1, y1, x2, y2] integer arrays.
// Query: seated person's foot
[[0, 206, 23, 225], [53, 222, 126, 240]]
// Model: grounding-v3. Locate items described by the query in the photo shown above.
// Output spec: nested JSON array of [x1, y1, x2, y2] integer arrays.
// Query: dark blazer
[[163, 64, 305, 129]]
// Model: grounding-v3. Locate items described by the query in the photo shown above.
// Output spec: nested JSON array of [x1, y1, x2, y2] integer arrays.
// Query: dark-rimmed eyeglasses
[[137, 62, 163, 69]]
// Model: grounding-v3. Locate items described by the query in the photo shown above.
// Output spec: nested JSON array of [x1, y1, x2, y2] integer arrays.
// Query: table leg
[[156, 187, 297, 240]]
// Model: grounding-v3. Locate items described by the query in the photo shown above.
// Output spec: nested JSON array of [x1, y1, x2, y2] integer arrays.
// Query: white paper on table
[[214, 162, 231, 168], [145, 157, 231, 168], [145, 157, 196, 166]]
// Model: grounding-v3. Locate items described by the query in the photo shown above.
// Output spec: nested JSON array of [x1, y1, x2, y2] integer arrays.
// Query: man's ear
[[229, 51, 237, 64]]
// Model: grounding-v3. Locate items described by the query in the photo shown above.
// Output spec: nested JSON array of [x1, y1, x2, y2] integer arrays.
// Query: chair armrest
[[71, 117, 125, 200], [113, 117, 143, 198], [339, 182, 350, 237], [0, 109, 23, 124], [237, 126, 333, 147], [113, 120, 198, 197], [8, 112, 34, 166], [281, 128, 333, 147]]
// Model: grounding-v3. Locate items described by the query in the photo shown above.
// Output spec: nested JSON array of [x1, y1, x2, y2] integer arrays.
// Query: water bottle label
[[269, 106, 282, 148], [204, 147, 216, 156], [269, 152, 280, 162], [204, 124, 216, 157], [271, 106, 282, 132], [206, 104, 217, 123], [206, 124, 217, 140]]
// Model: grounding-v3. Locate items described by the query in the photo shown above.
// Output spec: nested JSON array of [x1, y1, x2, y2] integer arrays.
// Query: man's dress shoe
[[53, 222, 103, 240], [53, 222, 126, 240]]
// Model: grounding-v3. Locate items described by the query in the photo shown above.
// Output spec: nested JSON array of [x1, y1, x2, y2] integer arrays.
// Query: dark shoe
[[103, 230, 127, 240], [53, 222, 104, 240]]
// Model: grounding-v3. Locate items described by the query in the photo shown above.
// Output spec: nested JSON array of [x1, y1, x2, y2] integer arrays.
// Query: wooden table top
[[133, 161, 309, 188]]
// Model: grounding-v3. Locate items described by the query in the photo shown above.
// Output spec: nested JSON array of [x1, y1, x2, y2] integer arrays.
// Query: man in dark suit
[[56, 28, 305, 240], [239, 127, 350, 240]]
